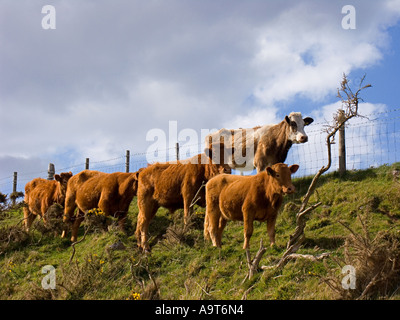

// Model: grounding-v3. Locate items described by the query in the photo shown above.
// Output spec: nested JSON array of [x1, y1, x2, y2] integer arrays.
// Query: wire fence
[[1, 108, 400, 196]]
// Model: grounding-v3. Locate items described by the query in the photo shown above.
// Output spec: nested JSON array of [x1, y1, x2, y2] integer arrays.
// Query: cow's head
[[204, 142, 234, 174], [54, 171, 73, 203], [285, 112, 314, 144], [266, 163, 299, 194], [55, 171, 73, 188]]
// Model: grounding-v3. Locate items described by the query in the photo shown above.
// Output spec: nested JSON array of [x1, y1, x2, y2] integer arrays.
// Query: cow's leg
[[71, 209, 84, 243], [117, 212, 127, 232], [208, 211, 223, 247], [183, 194, 195, 225], [23, 206, 36, 232], [41, 200, 49, 227], [135, 199, 158, 252], [204, 191, 223, 247], [204, 211, 210, 241], [98, 195, 115, 231], [116, 198, 134, 233], [266, 213, 278, 247], [243, 213, 254, 250], [254, 146, 267, 173], [62, 194, 76, 238], [216, 217, 227, 246]]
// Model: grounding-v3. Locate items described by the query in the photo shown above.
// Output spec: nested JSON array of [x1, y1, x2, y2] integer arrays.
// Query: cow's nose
[[285, 185, 295, 194], [299, 135, 308, 143]]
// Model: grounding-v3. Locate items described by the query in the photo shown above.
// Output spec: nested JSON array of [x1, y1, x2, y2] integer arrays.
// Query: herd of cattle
[[22, 112, 313, 251]]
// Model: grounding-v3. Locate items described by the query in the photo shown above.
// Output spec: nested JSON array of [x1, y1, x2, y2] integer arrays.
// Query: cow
[[62, 169, 141, 242], [204, 163, 299, 249], [205, 112, 313, 173], [135, 143, 232, 252], [23, 172, 73, 232]]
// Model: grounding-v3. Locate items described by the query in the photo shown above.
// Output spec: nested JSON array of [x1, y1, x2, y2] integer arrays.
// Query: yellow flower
[[130, 292, 141, 300]]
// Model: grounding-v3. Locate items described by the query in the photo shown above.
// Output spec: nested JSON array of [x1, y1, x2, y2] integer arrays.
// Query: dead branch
[[189, 181, 206, 208], [242, 239, 267, 283], [69, 226, 91, 264], [267, 73, 371, 270], [241, 282, 257, 300]]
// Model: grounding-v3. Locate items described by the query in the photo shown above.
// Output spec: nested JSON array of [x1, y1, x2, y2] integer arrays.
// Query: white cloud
[[1, 0, 400, 188]]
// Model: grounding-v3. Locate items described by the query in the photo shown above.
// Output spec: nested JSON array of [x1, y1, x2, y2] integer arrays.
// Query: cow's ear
[[303, 117, 314, 126], [289, 164, 299, 174], [133, 171, 140, 180], [266, 167, 276, 177], [54, 174, 61, 182], [285, 116, 291, 124]]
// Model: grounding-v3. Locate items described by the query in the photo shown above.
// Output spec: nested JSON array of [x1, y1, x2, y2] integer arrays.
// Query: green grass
[[1, 163, 400, 300]]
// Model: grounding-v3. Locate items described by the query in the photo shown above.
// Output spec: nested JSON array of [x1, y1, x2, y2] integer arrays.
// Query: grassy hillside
[[1, 164, 400, 300]]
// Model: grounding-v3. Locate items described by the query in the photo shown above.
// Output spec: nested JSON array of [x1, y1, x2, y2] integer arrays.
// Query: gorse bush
[[323, 214, 400, 299]]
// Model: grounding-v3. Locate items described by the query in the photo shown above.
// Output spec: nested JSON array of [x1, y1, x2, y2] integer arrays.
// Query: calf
[[135, 143, 232, 251], [204, 163, 299, 249], [62, 170, 141, 242], [205, 112, 313, 172], [23, 172, 73, 231]]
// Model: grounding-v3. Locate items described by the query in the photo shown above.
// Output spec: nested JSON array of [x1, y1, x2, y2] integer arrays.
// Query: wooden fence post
[[47, 163, 55, 180], [126, 150, 130, 173], [176, 142, 180, 161], [338, 110, 346, 176], [85, 158, 90, 170], [12, 172, 17, 206]]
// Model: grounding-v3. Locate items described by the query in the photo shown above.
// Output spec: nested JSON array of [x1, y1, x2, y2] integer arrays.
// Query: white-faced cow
[[205, 112, 313, 173]]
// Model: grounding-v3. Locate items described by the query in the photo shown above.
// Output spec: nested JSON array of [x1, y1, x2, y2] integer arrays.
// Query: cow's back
[[210, 174, 254, 220], [24, 178, 47, 204], [74, 172, 108, 209], [140, 163, 196, 207], [26, 180, 58, 215]]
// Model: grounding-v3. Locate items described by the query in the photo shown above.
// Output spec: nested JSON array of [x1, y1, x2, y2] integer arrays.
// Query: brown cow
[[23, 172, 73, 231], [62, 169, 141, 242], [204, 163, 299, 249], [135, 143, 232, 251]]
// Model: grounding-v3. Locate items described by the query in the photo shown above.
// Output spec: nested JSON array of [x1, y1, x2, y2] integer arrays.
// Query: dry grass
[[323, 214, 400, 299]]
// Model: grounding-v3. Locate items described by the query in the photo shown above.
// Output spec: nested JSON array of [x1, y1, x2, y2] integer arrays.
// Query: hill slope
[[1, 164, 400, 300]]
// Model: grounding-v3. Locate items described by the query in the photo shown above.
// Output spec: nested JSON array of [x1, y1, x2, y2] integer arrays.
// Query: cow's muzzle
[[282, 185, 296, 194]]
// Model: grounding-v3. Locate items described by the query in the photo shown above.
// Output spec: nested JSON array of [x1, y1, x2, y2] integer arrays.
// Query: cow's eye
[[290, 121, 297, 130], [275, 174, 280, 178]]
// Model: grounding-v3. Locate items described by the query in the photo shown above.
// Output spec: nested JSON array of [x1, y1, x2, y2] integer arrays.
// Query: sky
[[1, 0, 400, 193]]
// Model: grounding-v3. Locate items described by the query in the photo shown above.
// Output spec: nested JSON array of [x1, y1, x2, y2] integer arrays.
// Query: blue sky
[[1, 0, 400, 193]]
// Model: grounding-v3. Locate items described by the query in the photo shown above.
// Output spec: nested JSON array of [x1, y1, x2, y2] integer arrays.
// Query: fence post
[[338, 110, 346, 176], [176, 142, 180, 161], [126, 150, 130, 173], [47, 163, 55, 180], [85, 158, 90, 170], [12, 172, 17, 206]]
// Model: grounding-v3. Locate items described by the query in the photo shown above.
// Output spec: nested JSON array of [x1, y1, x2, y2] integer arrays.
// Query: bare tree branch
[[264, 73, 371, 270]]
